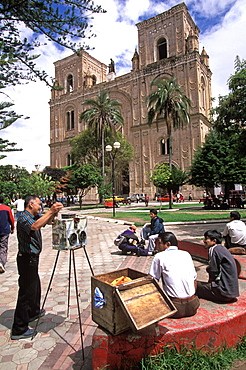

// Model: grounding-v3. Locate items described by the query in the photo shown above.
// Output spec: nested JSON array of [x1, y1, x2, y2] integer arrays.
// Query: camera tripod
[[32, 244, 94, 360]]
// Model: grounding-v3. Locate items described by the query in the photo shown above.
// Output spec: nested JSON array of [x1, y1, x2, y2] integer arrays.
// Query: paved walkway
[[0, 210, 243, 369]]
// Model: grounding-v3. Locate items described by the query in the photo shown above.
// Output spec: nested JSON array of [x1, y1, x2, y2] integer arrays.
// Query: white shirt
[[222, 220, 246, 245], [149, 246, 197, 298], [12, 199, 25, 212]]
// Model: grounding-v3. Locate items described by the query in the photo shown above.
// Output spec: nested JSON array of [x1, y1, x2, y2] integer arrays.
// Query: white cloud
[[0, 0, 245, 171], [187, 0, 236, 17], [200, 0, 246, 99]]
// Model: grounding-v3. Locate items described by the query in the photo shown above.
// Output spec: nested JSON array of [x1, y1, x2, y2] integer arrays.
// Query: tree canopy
[[69, 163, 103, 208], [0, 165, 56, 199], [0, 0, 105, 133], [80, 90, 124, 178], [150, 163, 171, 190], [214, 56, 246, 132], [0, 0, 105, 88], [70, 129, 134, 200]]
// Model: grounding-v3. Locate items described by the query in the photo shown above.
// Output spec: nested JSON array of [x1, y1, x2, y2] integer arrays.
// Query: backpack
[[114, 234, 126, 247]]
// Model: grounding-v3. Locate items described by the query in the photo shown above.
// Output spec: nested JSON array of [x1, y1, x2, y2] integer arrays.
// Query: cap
[[129, 224, 137, 232]]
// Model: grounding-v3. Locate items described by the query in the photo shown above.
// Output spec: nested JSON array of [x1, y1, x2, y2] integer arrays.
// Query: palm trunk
[[167, 120, 173, 210], [102, 125, 105, 183]]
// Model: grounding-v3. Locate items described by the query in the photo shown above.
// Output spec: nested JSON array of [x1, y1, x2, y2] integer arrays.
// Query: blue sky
[[1, 0, 246, 172]]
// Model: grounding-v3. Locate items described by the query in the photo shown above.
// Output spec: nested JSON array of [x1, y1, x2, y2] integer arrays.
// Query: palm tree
[[80, 90, 124, 179], [147, 76, 191, 208]]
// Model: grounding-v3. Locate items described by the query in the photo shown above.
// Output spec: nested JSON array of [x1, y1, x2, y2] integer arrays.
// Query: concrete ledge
[[91, 239, 246, 370], [178, 238, 246, 280], [92, 291, 246, 369]]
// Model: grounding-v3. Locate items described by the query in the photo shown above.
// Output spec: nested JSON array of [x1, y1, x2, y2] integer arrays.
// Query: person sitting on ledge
[[149, 232, 200, 318], [140, 209, 164, 253], [196, 229, 239, 303], [222, 211, 246, 253]]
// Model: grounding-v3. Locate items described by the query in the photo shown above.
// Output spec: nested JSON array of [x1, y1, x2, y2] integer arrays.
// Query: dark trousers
[[12, 253, 41, 335], [119, 244, 148, 256], [196, 281, 235, 303]]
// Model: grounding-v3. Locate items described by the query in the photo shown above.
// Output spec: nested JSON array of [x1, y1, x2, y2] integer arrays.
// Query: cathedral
[[49, 2, 212, 200]]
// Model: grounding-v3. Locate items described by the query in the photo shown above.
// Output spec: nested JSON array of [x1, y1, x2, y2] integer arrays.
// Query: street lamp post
[[105, 141, 121, 217]]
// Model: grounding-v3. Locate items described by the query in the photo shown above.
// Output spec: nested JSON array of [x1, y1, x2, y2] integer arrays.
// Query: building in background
[[49, 2, 212, 200]]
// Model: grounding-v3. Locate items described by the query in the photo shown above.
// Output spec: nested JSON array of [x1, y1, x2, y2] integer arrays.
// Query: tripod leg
[[72, 249, 85, 360], [67, 249, 72, 317], [83, 245, 94, 276], [32, 250, 60, 339]]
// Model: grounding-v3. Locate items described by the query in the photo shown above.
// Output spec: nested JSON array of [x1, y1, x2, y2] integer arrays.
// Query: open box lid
[[115, 276, 177, 331]]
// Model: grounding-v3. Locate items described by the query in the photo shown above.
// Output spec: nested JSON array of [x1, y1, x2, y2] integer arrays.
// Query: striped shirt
[[17, 210, 42, 254]]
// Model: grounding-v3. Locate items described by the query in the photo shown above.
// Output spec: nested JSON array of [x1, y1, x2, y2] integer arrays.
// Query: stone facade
[[49, 2, 212, 200]]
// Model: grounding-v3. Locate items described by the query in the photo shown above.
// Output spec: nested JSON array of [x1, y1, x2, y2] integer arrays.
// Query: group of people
[[0, 194, 245, 339], [116, 208, 245, 319], [115, 209, 164, 256]]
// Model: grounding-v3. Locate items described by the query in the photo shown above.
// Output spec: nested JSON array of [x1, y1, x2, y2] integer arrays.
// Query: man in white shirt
[[222, 211, 246, 250], [12, 196, 25, 220], [149, 232, 199, 318]]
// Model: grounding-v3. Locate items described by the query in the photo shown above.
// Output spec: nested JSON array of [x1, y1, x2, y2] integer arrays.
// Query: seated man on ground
[[140, 209, 164, 253], [196, 230, 239, 303], [115, 225, 149, 257], [222, 211, 246, 254], [149, 232, 200, 318]]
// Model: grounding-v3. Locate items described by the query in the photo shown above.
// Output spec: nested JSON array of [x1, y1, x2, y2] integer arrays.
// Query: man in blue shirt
[[11, 195, 63, 340], [140, 209, 165, 252]]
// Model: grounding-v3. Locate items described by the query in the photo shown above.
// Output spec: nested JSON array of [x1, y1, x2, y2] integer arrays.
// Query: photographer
[[11, 195, 63, 340]]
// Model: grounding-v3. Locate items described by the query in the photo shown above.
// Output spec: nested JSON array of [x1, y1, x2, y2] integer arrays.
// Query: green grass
[[86, 209, 246, 225], [137, 336, 246, 370]]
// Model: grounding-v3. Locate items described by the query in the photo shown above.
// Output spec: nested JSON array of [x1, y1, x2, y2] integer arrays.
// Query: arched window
[[92, 75, 97, 85], [160, 138, 170, 155], [66, 110, 75, 130], [67, 74, 73, 92], [67, 154, 74, 166], [157, 37, 167, 60], [201, 76, 206, 109]]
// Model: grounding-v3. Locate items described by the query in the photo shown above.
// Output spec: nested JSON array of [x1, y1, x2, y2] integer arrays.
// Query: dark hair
[[149, 208, 157, 215], [158, 232, 178, 246], [230, 211, 241, 220], [204, 230, 222, 244], [0, 195, 4, 203], [24, 195, 39, 209]]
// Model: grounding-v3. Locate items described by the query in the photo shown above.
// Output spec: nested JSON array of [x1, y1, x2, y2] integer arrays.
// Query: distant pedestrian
[[0, 195, 15, 273], [12, 196, 25, 220], [144, 194, 149, 207], [189, 193, 193, 201]]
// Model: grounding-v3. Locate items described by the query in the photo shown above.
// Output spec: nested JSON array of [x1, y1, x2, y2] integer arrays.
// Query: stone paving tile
[[0, 211, 208, 369]]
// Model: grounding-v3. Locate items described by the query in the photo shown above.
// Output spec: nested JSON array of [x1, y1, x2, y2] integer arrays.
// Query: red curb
[[92, 293, 246, 369]]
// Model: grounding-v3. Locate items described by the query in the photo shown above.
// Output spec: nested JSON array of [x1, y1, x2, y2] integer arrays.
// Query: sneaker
[[11, 328, 37, 340], [29, 308, 45, 322], [0, 262, 5, 273]]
